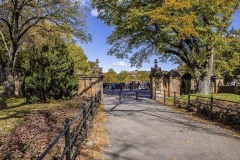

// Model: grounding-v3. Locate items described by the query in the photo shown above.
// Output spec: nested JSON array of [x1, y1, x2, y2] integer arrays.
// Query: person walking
[[111, 83, 115, 91]]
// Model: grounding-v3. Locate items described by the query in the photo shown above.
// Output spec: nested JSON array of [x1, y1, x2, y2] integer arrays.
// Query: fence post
[[187, 92, 191, 112], [83, 107, 87, 140], [136, 91, 139, 100], [119, 91, 122, 102], [95, 93, 97, 103], [64, 118, 71, 160], [90, 98, 94, 120], [164, 90, 166, 103], [174, 92, 176, 107], [154, 88, 156, 100], [210, 95, 213, 120]]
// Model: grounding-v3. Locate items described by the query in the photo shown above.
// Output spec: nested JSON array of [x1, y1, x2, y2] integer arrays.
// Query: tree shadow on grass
[[0, 110, 31, 120], [0, 96, 28, 111]]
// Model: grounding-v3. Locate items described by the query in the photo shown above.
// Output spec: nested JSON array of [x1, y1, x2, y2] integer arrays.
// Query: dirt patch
[[78, 105, 108, 160], [0, 95, 94, 159]]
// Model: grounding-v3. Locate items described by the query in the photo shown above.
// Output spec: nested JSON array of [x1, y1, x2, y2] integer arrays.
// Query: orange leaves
[[149, 0, 199, 40]]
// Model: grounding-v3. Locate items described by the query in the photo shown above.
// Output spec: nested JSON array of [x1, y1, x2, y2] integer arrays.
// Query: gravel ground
[[101, 90, 240, 160]]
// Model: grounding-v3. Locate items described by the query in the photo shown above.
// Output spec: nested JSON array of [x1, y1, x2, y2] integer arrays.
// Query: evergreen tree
[[23, 41, 77, 103]]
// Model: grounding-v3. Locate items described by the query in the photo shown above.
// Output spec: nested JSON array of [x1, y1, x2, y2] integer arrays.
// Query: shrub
[[23, 43, 77, 103]]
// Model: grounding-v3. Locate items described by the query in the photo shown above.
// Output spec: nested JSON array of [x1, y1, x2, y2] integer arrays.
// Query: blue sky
[[79, 2, 240, 73]]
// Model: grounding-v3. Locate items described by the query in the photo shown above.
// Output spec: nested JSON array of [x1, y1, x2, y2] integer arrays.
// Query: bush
[[23, 43, 77, 103]]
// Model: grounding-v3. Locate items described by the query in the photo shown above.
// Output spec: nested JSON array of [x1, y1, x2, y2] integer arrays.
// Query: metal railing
[[155, 89, 240, 121], [38, 91, 102, 160]]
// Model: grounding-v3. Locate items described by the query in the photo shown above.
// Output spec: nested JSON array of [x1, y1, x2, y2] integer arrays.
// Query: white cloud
[[102, 65, 111, 68], [79, 0, 91, 7], [112, 62, 129, 67], [91, 8, 99, 17]]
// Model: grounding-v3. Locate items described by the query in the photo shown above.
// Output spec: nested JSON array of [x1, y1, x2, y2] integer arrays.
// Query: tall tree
[[103, 69, 119, 83], [0, 0, 90, 95], [93, 0, 240, 94], [136, 71, 150, 83], [66, 43, 91, 75], [23, 39, 77, 103], [117, 70, 129, 82]]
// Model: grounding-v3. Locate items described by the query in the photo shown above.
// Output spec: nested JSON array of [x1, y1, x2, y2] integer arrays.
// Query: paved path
[[102, 90, 240, 160]]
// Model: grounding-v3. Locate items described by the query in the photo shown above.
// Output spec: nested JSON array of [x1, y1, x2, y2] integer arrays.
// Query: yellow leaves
[[149, 0, 199, 40], [164, 0, 192, 10], [149, 0, 238, 41]]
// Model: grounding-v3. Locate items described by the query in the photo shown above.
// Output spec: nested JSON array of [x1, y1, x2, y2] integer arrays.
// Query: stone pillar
[[213, 77, 224, 93], [78, 59, 103, 98], [150, 59, 163, 100], [168, 77, 181, 97], [234, 75, 240, 95], [168, 70, 181, 97]]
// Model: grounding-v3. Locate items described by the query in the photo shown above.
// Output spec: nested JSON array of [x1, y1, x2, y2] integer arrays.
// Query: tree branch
[[0, 29, 10, 52]]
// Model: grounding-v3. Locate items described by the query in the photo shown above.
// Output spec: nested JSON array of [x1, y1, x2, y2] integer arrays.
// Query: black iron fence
[[38, 91, 102, 160], [155, 90, 240, 125]]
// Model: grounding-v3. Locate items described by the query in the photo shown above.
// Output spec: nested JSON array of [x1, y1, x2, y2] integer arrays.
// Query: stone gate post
[[150, 59, 163, 100], [168, 70, 181, 97], [78, 59, 103, 98]]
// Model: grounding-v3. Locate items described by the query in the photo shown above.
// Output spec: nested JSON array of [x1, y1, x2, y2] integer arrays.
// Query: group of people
[[107, 81, 150, 91], [110, 83, 124, 91]]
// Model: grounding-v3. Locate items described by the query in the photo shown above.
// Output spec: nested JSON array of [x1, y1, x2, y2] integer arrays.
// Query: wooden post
[[64, 118, 71, 160]]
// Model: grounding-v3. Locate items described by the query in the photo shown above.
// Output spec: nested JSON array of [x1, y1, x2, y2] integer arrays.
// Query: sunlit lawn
[[0, 96, 59, 134], [160, 93, 240, 105], [180, 93, 240, 103]]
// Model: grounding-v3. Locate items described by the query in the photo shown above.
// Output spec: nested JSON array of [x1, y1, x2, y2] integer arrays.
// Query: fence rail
[[154, 89, 240, 123], [38, 91, 102, 160]]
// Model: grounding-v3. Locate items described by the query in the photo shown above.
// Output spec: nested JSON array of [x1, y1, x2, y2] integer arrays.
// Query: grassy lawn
[[160, 93, 240, 104], [180, 93, 240, 103], [0, 96, 59, 134]]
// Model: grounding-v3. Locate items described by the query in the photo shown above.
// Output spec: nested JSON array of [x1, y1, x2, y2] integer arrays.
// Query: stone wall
[[78, 59, 103, 98], [150, 59, 181, 100], [218, 85, 240, 95]]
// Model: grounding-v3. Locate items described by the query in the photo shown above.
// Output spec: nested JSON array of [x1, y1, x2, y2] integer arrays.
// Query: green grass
[[0, 96, 59, 134], [180, 93, 240, 103], [0, 86, 3, 94]]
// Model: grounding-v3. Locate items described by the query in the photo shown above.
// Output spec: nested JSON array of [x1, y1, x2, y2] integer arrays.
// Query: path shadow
[[104, 143, 136, 160], [104, 99, 240, 141], [104, 89, 151, 99]]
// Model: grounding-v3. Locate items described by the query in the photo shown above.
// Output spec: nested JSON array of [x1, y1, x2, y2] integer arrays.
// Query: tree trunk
[[198, 52, 214, 95], [0, 57, 5, 84], [4, 68, 15, 96], [3, 42, 20, 96]]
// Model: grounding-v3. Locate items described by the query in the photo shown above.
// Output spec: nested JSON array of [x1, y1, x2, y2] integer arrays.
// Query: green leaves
[[103, 69, 119, 83], [24, 41, 77, 103], [67, 43, 91, 75]]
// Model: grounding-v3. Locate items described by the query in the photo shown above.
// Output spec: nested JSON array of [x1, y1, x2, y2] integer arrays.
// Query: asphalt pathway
[[102, 90, 240, 160]]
